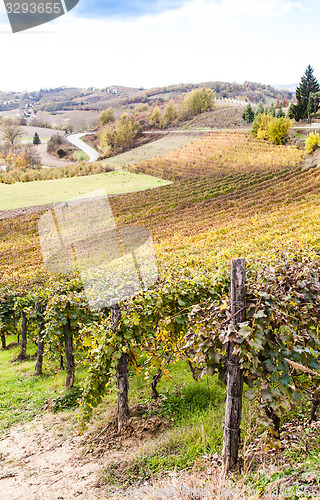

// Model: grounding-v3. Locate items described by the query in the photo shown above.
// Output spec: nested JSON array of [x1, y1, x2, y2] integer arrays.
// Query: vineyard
[[1, 130, 320, 497]]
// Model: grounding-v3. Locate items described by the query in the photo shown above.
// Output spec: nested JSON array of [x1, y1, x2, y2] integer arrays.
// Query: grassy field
[[0, 126, 65, 146], [20, 125, 65, 143], [0, 170, 171, 210], [35, 110, 100, 131]]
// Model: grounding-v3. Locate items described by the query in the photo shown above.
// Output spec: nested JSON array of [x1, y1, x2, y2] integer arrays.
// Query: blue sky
[[0, 0, 320, 91], [74, 0, 192, 18]]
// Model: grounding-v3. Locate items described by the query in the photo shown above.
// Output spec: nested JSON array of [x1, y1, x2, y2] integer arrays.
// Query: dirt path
[[0, 408, 169, 500], [0, 202, 54, 221], [35, 144, 71, 167], [0, 414, 110, 499]]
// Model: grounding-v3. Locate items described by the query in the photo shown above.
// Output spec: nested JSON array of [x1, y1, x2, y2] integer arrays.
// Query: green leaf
[[244, 390, 256, 401], [254, 310, 266, 319], [238, 323, 251, 339], [83, 337, 93, 347], [280, 373, 291, 386], [261, 389, 272, 401], [131, 313, 140, 326]]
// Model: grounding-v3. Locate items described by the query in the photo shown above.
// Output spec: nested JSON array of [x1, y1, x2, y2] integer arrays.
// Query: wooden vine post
[[222, 258, 246, 473], [19, 311, 27, 359], [63, 316, 75, 389], [111, 301, 130, 433], [35, 300, 44, 376]]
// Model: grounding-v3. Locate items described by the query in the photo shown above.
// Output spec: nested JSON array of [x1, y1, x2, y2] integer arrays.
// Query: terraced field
[[128, 131, 302, 180], [1, 130, 317, 285]]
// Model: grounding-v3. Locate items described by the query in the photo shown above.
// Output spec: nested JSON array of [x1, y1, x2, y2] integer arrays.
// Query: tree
[[252, 114, 291, 144], [305, 131, 320, 154], [292, 65, 320, 121], [33, 132, 41, 145], [307, 92, 320, 122], [276, 104, 285, 118], [242, 103, 254, 123], [267, 117, 292, 145], [4, 147, 41, 170], [99, 108, 115, 126], [0, 119, 22, 145], [268, 102, 276, 117], [98, 113, 142, 152], [163, 100, 177, 126], [182, 88, 215, 119], [255, 102, 265, 116], [287, 103, 296, 120], [251, 113, 273, 140], [282, 97, 289, 108], [150, 106, 163, 128]]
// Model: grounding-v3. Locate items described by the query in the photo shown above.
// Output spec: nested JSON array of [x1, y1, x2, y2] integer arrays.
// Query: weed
[[51, 387, 83, 413]]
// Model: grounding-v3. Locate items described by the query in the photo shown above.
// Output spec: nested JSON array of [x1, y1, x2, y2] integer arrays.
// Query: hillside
[[0, 80, 292, 115], [0, 130, 308, 284], [2, 129, 320, 499]]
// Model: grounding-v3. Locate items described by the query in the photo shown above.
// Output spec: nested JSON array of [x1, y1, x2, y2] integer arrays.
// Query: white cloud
[[0, 0, 315, 91]]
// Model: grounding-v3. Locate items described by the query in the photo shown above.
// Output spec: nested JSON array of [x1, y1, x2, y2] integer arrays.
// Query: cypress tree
[[255, 102, 265, 116], [276, 104, 285, 118], [242, 103, 254, 123], [268, 102, 276, 117], [294, 65, 320, 121], [33, 132, 41, 145]]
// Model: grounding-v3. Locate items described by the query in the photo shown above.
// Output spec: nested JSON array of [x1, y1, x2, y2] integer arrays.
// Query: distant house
[[24, 108, 35, 118]]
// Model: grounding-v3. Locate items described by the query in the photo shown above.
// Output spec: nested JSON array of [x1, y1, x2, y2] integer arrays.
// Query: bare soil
[[0, 202, 54, 221], [0, 405, 169, 500], [34, 144, 71, 167]]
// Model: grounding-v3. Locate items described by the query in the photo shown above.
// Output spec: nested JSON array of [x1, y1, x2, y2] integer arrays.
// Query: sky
[[0, 0, 319, 91]]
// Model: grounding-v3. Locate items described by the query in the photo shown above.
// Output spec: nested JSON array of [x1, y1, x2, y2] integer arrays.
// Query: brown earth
[[34, 144, 72, 167], [0, 202, 54, 221], [0, 406, 170, 500]]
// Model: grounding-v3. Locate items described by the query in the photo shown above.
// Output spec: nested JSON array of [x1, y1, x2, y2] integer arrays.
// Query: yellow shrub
[[267, 117, 292, 145], [252, 115, 291, 145], [305, 131, 320, 154], [252, 114, 272, 140]]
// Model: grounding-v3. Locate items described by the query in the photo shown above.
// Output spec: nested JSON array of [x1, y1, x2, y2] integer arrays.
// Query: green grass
[[102, 361, 226, 488], [73, 149, 90, 161], [0, 171, 171, 210], [20, 136, 50, 144], [0, 336, 87, 430]]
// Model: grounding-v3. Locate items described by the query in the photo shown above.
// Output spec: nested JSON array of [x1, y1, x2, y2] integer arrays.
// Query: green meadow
[[0, 171, 171, 210]]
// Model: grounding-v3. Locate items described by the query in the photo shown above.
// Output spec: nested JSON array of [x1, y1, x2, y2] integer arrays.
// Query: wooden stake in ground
[[19, 311, 27, 359], [111, 301, 130, 433], [35, 301, 44, 376], [63, 317, 75, 389], [222, 258, 246, 473]]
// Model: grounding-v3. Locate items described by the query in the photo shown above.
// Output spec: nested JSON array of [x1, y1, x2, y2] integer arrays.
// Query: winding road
[[65, 132, 99, 162]]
